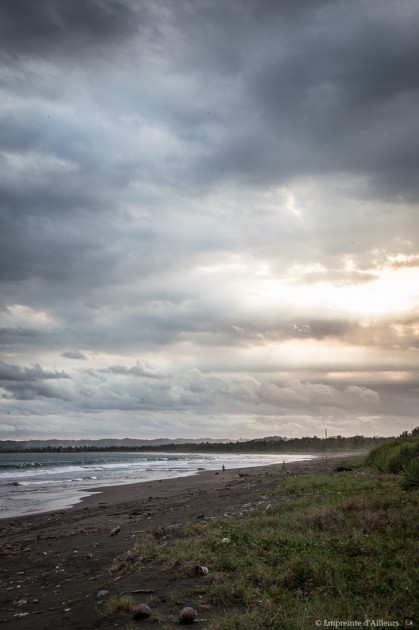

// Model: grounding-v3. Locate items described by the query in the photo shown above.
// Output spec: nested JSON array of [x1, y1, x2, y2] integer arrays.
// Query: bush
[[388, 443, 419, 473], [365, 438, 419, 474]]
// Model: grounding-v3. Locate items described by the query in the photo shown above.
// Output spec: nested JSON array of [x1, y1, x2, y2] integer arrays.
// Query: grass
[[103, 594, 134, 616], [106, 462, 418, 629]]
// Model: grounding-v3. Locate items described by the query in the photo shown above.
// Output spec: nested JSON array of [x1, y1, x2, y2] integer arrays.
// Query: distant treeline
[[2, 430, 418, 453]]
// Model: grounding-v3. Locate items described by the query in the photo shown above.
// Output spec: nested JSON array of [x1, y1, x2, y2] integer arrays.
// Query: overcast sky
[[1, 0, 418, 441]]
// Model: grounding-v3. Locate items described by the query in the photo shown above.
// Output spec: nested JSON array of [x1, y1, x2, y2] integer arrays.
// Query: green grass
[[110, 466, 418, 629]]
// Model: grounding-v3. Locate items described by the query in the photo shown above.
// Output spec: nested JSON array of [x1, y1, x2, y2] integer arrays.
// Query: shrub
[[400, 458, 419, 490]]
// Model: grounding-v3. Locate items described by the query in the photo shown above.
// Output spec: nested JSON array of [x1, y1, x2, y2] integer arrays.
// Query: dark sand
[[0, 452, 363, 629]]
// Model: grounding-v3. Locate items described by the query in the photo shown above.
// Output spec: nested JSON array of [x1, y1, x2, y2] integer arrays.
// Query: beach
[[0, 453, 361, 629], [0, 451, 317, 520]]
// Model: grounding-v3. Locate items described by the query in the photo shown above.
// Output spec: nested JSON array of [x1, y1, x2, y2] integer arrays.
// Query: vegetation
[[365, 436, 419, 472], [365, 436, 419, 492], [2, 427, 418, 454], [401, 458, 419, 490], [0, 433, 398, 453], [105, 462, 418, 629], [103, 594, 134, 616]]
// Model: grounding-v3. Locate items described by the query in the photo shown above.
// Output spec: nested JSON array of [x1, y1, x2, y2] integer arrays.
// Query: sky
[[0, 0, 419, 441]]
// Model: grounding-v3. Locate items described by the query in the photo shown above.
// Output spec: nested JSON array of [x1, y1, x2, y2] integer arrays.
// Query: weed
[[104, 595, 134, 616], [186, 585, 208, 596], [146, 593, 159, 606]]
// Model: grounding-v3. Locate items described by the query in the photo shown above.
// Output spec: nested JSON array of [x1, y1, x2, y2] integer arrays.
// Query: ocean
[[0, 450, 315, 519]]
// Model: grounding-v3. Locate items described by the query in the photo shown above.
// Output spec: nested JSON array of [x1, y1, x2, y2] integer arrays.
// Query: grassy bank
[[365, 437, 419, 489], [102, 461, 418, 629]]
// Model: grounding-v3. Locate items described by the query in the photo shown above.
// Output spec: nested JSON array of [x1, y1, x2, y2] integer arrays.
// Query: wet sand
[[0, 452, 363, 629]]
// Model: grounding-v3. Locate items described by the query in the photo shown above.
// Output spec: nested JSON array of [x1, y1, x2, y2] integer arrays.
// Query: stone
[[132, 603, 152, 620], [179, 607, 197, 624]]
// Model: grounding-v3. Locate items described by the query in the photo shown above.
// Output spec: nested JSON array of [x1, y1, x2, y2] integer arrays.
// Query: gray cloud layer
[[1, 0, 418, 439]]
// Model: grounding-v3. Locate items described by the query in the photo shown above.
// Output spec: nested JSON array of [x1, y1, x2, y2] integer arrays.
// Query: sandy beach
[[0, 452, 362, 629]]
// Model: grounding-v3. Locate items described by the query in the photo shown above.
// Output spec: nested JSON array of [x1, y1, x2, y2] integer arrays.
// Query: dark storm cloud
[[62, 351, 86, 360], [2, 0, 416, 200], [192, 1, 419, 198], [0, 360, 71, 400], [0, 360, 68, 382], [0, 327, 42, 345], [1, 381, 71, 401], [0, 0, 140, 60]]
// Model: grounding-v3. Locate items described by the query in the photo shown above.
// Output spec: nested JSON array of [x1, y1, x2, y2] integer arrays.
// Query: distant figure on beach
[[222, 464, 225, 471], [282, 460, 286, 470]]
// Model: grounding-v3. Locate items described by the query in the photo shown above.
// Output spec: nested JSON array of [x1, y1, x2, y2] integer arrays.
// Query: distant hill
[[0, 437, 233, 451], [250, 436, 288, 442]]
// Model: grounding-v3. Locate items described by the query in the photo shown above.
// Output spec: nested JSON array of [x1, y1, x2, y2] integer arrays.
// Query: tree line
[[2, 429, 418, 453]]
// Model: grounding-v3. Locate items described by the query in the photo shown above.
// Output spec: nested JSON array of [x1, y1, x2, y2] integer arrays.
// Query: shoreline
[[75, 450, 362, 512], [0, 451, 364, 629], [0, 450, 346, 521]]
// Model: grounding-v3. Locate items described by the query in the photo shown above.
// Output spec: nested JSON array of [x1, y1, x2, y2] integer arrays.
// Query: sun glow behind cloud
[[250, 264, 419, 317]]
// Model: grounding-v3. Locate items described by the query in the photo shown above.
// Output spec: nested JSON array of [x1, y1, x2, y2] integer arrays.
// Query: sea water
[[0, 451, 315, 518]]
